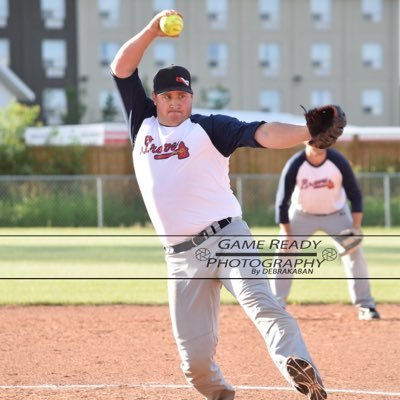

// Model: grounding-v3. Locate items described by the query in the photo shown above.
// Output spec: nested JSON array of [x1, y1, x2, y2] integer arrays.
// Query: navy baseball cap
[[153, 65, 193, 95]]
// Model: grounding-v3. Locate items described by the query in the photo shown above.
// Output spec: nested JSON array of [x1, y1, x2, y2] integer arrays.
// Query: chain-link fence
[[0, 173, 399, 227], [0, 175, 146, 227], [230, 173, 400, 227]]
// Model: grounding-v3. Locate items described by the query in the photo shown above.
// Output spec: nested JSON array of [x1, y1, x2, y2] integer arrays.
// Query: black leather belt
[[164, 217, 233, 255]]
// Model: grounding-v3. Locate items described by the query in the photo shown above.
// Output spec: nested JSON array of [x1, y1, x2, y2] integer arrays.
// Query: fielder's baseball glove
[[301, 105, 347, 149], [334, 228, 363, 256]]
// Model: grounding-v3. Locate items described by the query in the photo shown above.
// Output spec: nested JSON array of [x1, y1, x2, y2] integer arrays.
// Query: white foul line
[[0, 383, 399, 397]]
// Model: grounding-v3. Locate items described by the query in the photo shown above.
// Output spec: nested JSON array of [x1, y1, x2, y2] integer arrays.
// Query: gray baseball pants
[[270, 206, 376, 309], [165, 218, 320, 400]]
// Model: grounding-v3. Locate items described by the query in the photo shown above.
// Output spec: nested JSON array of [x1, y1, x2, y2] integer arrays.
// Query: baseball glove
[[334, 228, 363, 256], [301, 105, 347, 149]]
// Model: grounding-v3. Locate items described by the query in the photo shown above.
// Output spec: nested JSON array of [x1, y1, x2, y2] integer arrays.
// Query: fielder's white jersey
[[291, 159, 346, 215], [113, 70, 264, 244], [275, 149, 362, 223]]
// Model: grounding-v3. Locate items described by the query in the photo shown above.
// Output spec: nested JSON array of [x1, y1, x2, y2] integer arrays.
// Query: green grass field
[[0, 227, 398, 305]]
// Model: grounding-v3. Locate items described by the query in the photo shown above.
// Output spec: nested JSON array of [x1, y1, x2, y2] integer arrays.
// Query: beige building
[[77, 0, 400, 126]]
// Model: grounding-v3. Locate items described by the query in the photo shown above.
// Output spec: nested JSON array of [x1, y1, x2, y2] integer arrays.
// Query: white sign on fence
[[24, 123, 129, 146]]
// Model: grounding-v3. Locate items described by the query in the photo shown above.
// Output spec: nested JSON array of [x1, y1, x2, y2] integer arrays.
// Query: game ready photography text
[[195, 236, 338, 276]]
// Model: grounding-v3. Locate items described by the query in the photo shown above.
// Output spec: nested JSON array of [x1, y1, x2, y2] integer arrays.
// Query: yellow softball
[[159, 14, 184, 36]]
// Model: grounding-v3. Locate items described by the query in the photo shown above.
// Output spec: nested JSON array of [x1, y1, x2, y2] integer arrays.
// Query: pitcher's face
[[153, 91, 193, 127]]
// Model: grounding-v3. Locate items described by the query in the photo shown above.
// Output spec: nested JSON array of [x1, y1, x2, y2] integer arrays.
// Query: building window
[[260, 90, 281, 112], [99, 41, 119, 72], [362, 43, 382, 69], [206, 0, 228, 29], [362, 89, 383, 115], [98, 0, 120, 28], [259, 0, 280, 29], [208, 42, 228, 76], [310, 0, 331, 29], [361, 0, 382, 22], [310, 90, 332, 107], [153, 42, 176, 68], [311, 43, 331, 76], [0, 39, 9, 66], [153, 0, 175, 13], [43, 88, 67, 125], [42, 39, 67, 78], [259, 43, 280, 77], [40, 0, 65, 29], [0, 0, 9, 28]]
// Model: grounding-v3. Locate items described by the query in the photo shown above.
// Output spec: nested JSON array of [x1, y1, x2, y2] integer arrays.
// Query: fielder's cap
[[153, 65, 193, 95]]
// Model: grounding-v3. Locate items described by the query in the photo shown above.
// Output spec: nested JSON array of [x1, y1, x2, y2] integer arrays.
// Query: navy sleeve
[[111, 69, 156, 145], [275, 151, 306, 224], [327, 149, 363, 212], [191, 114, 264, 157]]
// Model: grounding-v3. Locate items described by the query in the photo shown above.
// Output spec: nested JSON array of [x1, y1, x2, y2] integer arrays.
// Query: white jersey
[[133, 116, 242, 244], [275, 149, 362, 223], [291, 159, 346, 215], [113, 70, 264, 244]]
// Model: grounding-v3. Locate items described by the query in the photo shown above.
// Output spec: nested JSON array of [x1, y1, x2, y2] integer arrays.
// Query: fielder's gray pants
[[270, 206, 376, 309], [166, 219, 320, 400]]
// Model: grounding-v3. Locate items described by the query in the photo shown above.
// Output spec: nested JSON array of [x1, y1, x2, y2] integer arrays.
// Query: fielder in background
[[272, 143, 380, 321], [110, 9, 343, 400]]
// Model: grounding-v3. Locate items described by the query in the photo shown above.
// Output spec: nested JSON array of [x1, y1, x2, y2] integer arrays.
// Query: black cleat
[[286, 356, 328, 400], [359, 307, 381, 320]]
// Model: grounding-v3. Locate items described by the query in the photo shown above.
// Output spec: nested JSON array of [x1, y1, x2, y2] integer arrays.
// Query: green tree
[[101, 93, 119, 122], [62, 86, 87, 125], [0, 102, 40, 174], [201, 85, 231, 110]]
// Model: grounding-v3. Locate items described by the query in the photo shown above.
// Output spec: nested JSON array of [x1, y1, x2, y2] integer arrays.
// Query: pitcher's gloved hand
[[302, 105, 347, 149]]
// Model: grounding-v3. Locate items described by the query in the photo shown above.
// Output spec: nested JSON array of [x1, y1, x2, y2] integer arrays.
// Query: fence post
[[96, 176, 104, 228], [383, 174, 391, 228], [236, 175, 243, 209]]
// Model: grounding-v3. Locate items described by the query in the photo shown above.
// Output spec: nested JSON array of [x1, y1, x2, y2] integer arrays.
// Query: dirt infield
[[0, 304, 399, 400]]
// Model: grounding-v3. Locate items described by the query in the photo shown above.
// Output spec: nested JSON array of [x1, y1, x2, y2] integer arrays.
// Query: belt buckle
[[191, 233, 206, 247]]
